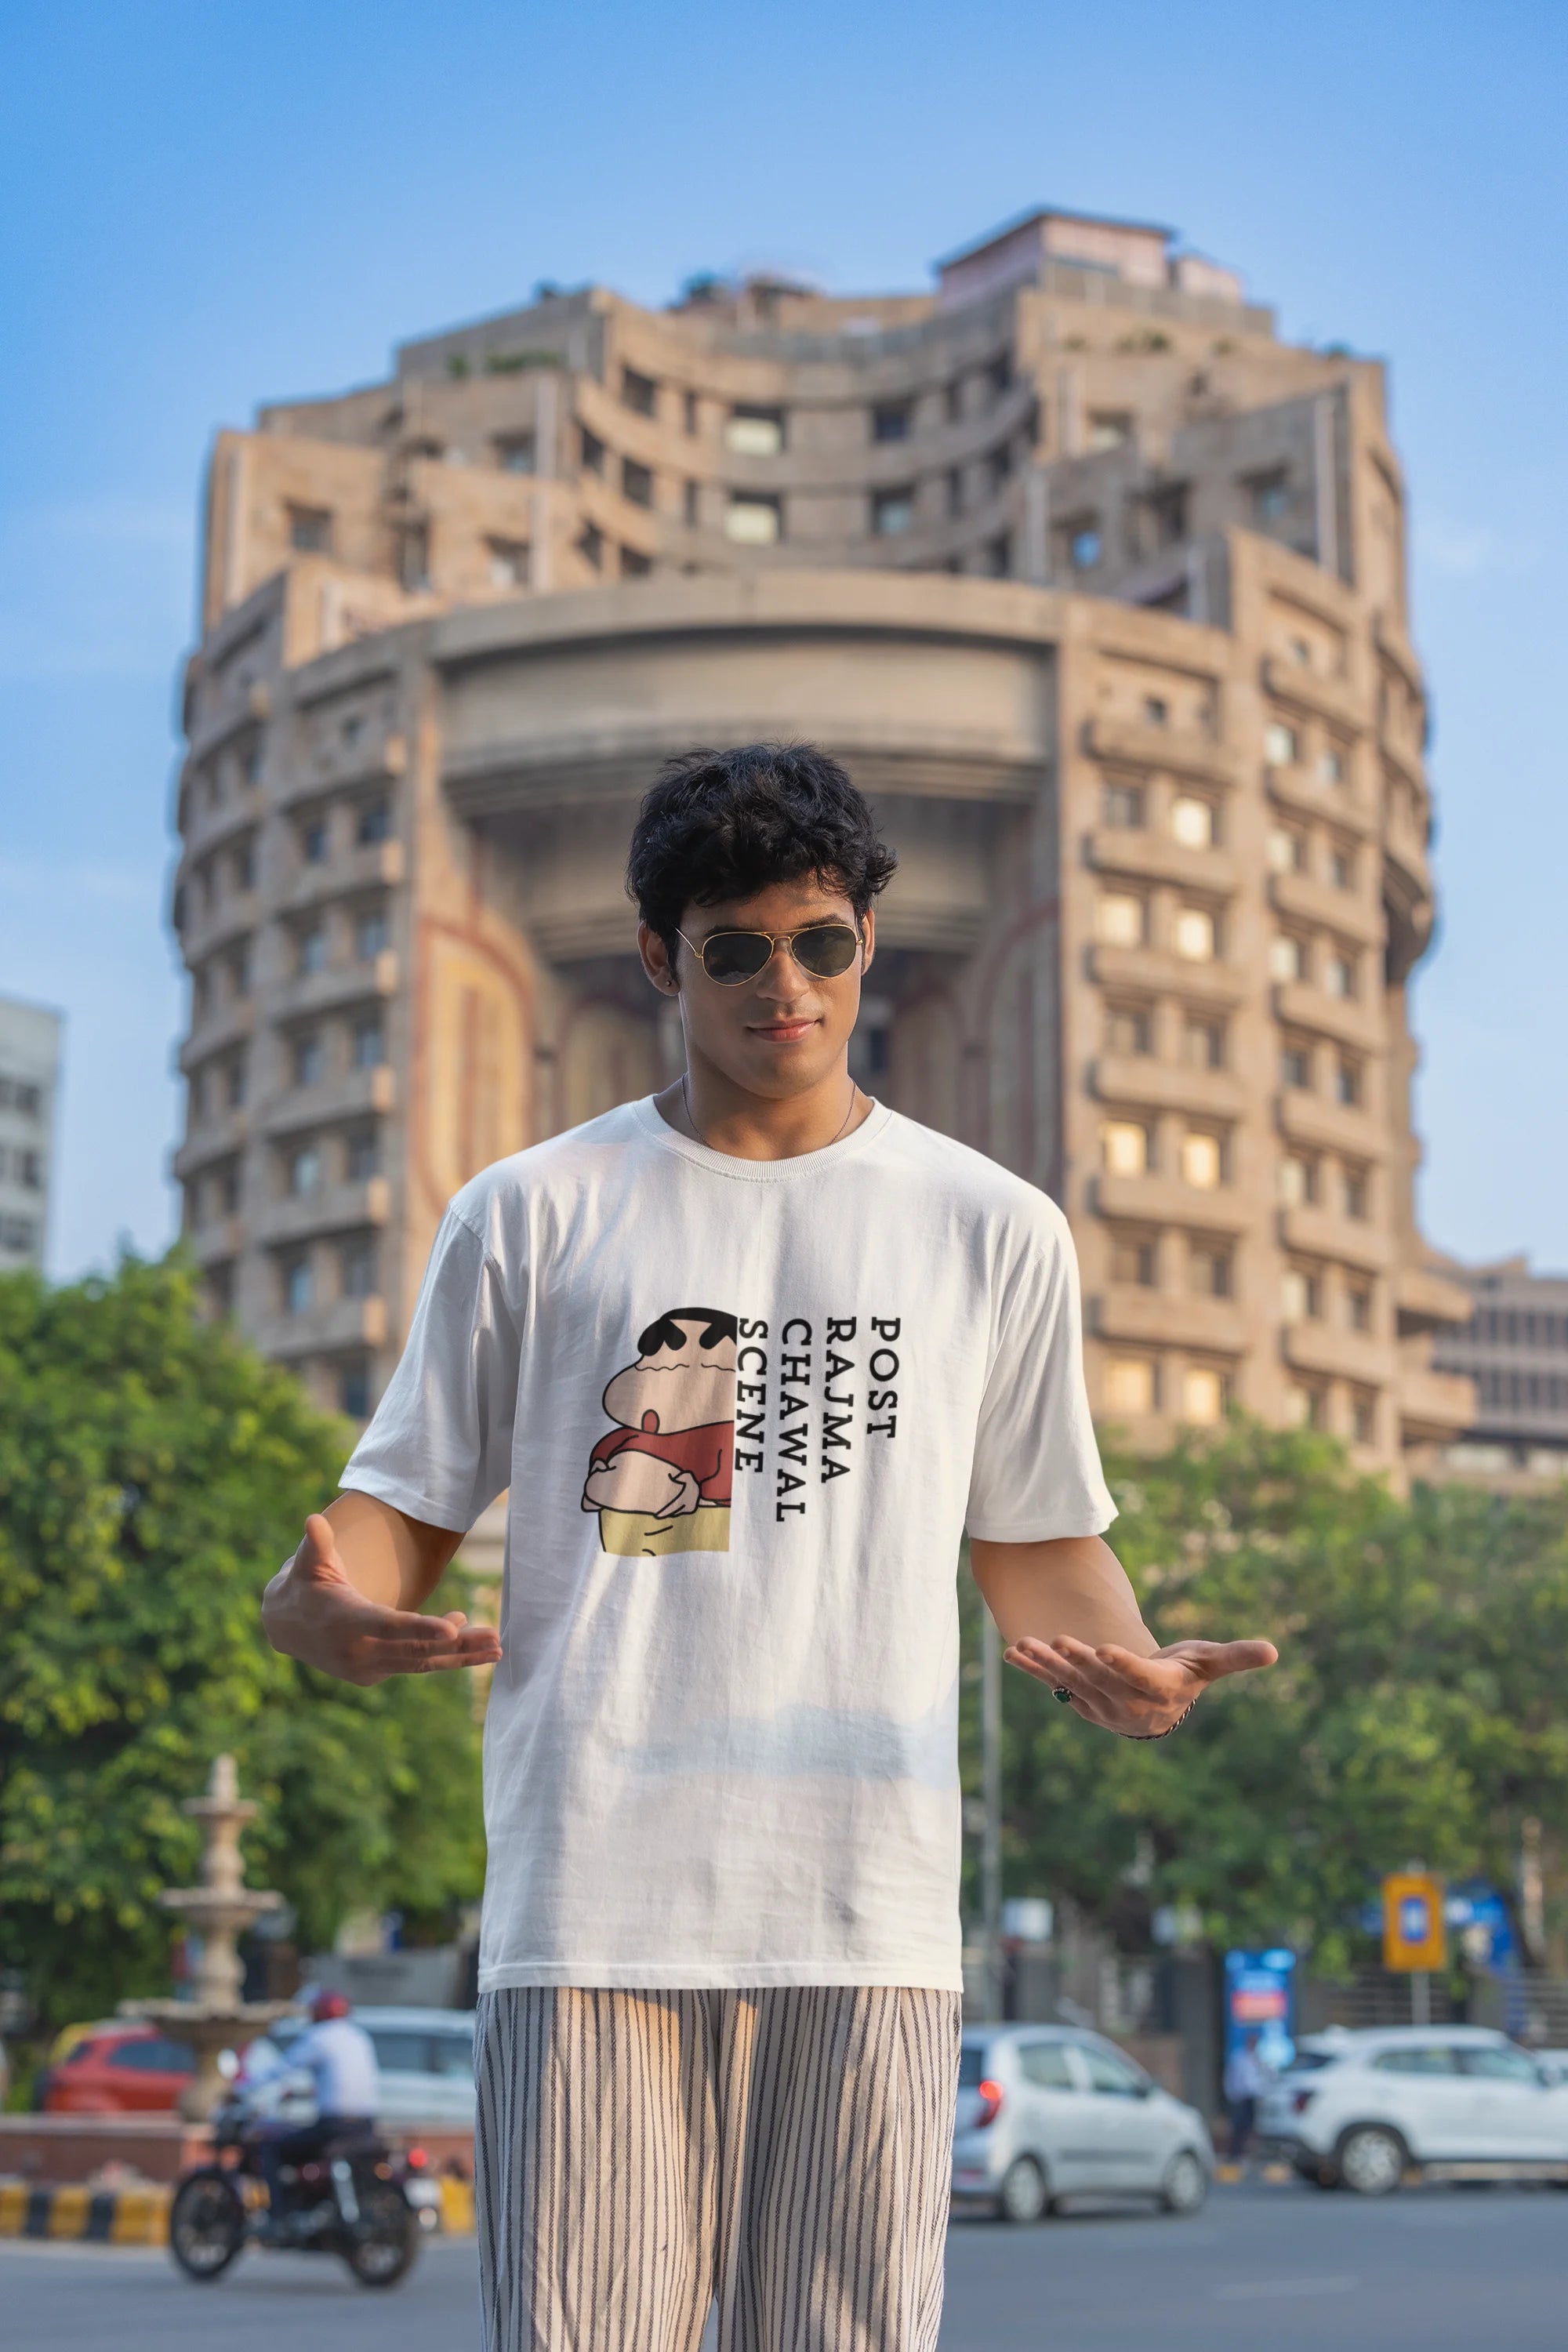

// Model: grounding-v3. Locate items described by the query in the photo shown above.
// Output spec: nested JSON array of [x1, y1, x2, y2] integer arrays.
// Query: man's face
[[639, 875, 873, 1100]]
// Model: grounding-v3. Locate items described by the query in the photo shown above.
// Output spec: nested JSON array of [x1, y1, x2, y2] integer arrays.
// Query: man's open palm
[[263, 1512, 503, 1688], [1005, 1631, 1278, 1737]]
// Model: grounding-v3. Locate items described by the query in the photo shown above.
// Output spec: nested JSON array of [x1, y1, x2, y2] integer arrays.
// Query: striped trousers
[[474, 1985, 961, 2352]]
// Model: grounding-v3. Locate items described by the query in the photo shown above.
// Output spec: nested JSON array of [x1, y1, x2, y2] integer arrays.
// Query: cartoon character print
[[583, 1307, 737, 1556]]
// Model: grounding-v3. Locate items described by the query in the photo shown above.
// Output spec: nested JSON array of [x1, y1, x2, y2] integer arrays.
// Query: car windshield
[[1283, 2050, 1338, 2072]]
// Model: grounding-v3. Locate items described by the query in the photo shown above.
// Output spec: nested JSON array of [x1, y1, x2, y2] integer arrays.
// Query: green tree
[[962, 1420, 1568, 1975], [0, 1254, 485, 2029]]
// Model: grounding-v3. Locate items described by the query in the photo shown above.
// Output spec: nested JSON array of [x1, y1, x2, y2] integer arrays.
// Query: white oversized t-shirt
[[343, 1098, 1114, 1994]]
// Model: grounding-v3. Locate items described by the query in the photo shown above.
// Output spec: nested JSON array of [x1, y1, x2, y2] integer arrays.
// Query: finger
[[1004, 1642, 1119, 1727], [1012, 1636, 1142, 1711], [299, 1512, 344, 1575], [1192, 1638, 1279, 1679], [1091, 1642, 1196, 1700], [360, 1628, 503, 1675]]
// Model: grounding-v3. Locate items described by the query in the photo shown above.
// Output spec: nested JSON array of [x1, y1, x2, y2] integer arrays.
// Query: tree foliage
[[0, 1254, 486, 2028], [963, 1420, 1568, 1975]]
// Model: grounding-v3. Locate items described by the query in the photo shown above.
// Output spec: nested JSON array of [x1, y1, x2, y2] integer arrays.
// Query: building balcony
[[275, 733, 408, 811], [1277, 1086, 1387, 1161], [1398, 1363, 1476, 1441], [1088, 943, 1247, 1007], [1266, 764, 1377, 840], [178, 781, 268, 861], [1082, 714, 1236, 785], [1089, 1054, 1247, 1121], [178, 888, 260, 966], [253, 1177, 390, 1247], [186, 1215, 246, 1267], [1091, 1171, 1249, 1235], [1279, 1202, 1392, 1272], [1260, 655, 1367, 735], [1396, 1261, 1473, 1335], [1091, 1285, 1246, 1354], [1269, 869, 1385, 949], [260, 1062, 397, 1139], [1270, 979, 1385, 1053], [249, 1295, 388, 1362], [1282, 1319, 1393, 1386], [276, 840, 405, 916], [1084, 828, 1240, 898], [268, 950, 399, 1025], [171, 1110, 249, 1183], [187, 678, 271, 770], [177, 998, 255, 1072]]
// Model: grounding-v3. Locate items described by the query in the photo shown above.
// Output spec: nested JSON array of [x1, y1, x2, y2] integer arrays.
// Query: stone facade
[[170, 208, 1472, 1475]]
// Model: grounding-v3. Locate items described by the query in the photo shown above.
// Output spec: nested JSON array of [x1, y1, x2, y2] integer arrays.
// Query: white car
[[950, 2025, 1214, 2222], [1257, 2025, 1568, 2194], [245, 2005, 476, 2126]]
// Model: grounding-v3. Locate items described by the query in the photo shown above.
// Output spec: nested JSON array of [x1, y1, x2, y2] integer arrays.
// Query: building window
[[356, 800, 391, 847], [684, 479, 700, 526], [1089, 411, 1133, 451], [945, 379, 964, 423], [1265, 720, 1299, 768], [225, 1053, 248, 1107], [1335, 1056, 1362, 1107], [297, 926, 328, 977], [1070, 526, 1102, 570], [398, 523, 430, 591], [872, 402, 912, 443], [621, 366, 658, 417], [352, 1018, 384, 1070], [1097, 892, 1146, 948], [1268, 824, 1306, 873], [1181, 1129, 1224, 1190], [1279, 1152, 1316, 1207], [1283, 1381, 1321, 1429], [987, 350, 1013, 400], [1143, 695, 1169, 726], [1183, 1014, 1226, 1069], [987, 443, 1013, 492], [231, 840, 255, 892], [341, 1236, 378, 1299], [494, 434, 535, 474], [1282, 1265, 1321, 1322], [340, 1361, 372, 1419], [725, 495, 782, 546], [872, 488, 916, 536], [302, 817, 329, 865], [1189, 1241, 1232, 1298], [620, 545, 652, 578], [1269, 934, 1306, 983], [1172, 906, 1217, 963], [1352, 1389, 1377, 1444], [986, 532, 1011, 575], [1329, 846, 1353, 890], [580, 427, 606, 477], [1171, 794, 1216, 848], [284, 1257, 314, 1314], [1289, 635, 1312, 667], [1104, 1356, 1156, 1415], [488, 536, 530, 587], [1111, 1232, 1157, 1287], [1250, 470, 1290, 521], [683, 389, 700, 435], [1320, 746, 1346, 785], [725, 407, 785, 456], [1181, 1366, 1226, 1425], [346, 1128, 379, 1181], [289, 1144, 321, 1198], [575, 522, 604, 572], [1282, 1040, 1312, 1090], [356, 909, 390, 961], [1347, 1282, 1374, 1332], [1102, 782, 1145, 829], [1341, 1163, 1369, 1220], [946, 466, 964, 517], [1326, 950, 1356, 1000], [1146, 483, 1189, 546], [1105, 1004, 1152, 1057], [622, 458, 654, 508], [292, 1033, 324, 1088], [287, 503, 333, 554], [1102, 1120, 1150, 1178]]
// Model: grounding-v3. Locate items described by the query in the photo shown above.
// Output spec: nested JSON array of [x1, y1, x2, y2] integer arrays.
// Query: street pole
[[1411, 1971, 1430, 2027], [982, 1615, 1003, 2020]]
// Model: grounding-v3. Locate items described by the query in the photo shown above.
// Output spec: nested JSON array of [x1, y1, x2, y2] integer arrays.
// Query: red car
[[41, 2022, 197, 2114]]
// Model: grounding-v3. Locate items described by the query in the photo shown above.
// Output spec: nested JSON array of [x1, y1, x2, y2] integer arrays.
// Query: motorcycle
[[169, 2097, 422, 2288]]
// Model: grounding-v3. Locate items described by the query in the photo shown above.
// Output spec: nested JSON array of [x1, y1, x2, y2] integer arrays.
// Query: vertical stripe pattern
[[475, 1985, 960, 2352]]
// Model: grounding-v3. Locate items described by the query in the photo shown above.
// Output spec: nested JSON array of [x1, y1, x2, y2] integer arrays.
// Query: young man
[[263, 743, 1276, 2351]]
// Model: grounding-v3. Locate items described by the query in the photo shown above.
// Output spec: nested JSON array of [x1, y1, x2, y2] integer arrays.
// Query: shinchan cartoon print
[[583, 1307, 737, 1556]]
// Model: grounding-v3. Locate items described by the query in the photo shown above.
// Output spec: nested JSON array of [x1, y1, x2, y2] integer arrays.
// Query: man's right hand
[[262, 1512, 503, 1687]]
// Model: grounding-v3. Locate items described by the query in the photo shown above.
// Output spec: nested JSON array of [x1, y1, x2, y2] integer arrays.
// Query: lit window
[[488, 537, 530, 587], [1282, 1042, 1312, 1090], [285, 1258, 314, 1314], [1269, 935, 1305, 983], [1326, 952, 1356, 999], [1102, 1120, 1150, 1177], [725, 495, 782, 545], [495, 435, 535, 474], [1102, 782, 1145, 829], [1347, 1283, 1374, 1332], [1104, 1357, 1156, 1415], [290, 1145, 321, 1198], [1181, 1367, 1226, 1425], [1268, 825, 1305, 874], [622, 459, 654, 509], [1279, 1152, 1315, 1207], [1189, 1243, 1232, 1298], [1181, 1131, 1223, 1189], [1111, 1232, 1157, 1287], [1282, 1266, 1320, 1322], [1097, 893, 1146, 948], [1265, 720, 1299, 768], [872, 488, 916, 536], [298, 927, 328, 976], [1173, 906, 1216, 962], [356, 802, 391, 848], [1320, 747, 1346, 785], [1105, 1004, 1152, 1056], [303, 818, 329, 865], [357, 910, 390, 961], [872, 402, 912, 442], [725, 408, 785, 456], [352, 1019, 384, 1070], [287, 504, 332, 554], [1171, 796, 1215, 848], [1071, 527, 1102, 569]]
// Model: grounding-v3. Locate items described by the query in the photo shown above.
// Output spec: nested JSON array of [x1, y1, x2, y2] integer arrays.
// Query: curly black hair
[[626, 742, 897, 955]]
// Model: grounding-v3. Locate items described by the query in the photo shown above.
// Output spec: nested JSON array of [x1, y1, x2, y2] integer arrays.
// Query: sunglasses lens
[[701, 931, 773, 984], [792, 925, 860, 978]]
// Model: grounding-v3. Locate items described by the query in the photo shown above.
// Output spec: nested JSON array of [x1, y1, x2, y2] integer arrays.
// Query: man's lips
[[749, 1015, 818, 1043]]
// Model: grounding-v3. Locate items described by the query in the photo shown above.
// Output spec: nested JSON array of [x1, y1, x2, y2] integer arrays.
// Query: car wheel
[[1337, 2125, 1407, 2196], [996, 2156, 1049, 2225], [1160, 2149, 1208, 2216]]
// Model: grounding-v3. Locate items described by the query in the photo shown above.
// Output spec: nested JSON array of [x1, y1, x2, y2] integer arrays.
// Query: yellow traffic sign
[[1382, 1871, 1446, 1973]]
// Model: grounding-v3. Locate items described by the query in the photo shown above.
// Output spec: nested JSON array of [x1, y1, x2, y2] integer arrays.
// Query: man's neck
[[652, 1057, 872, 1162]]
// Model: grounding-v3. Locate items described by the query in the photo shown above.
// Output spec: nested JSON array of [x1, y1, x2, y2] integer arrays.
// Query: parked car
[[40, 2022, 197, 2114], [247, 2006, 476, 2126], [1257, 2025, 1568, 2194], [950, 2025, 1214, 2222]]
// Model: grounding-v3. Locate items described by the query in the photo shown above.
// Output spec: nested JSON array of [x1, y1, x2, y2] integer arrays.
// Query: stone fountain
[[120, 1754, 299, 2121]]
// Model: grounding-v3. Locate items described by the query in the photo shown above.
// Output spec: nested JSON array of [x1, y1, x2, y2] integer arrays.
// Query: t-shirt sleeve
[[965, 1197, 1116, 1543], [340, 1206, 521, 1531]]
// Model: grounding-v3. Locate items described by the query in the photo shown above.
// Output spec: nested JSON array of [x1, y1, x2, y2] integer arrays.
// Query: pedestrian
[[263, 742, 1278, 2351], [1224, 2031, 1269, 2163]]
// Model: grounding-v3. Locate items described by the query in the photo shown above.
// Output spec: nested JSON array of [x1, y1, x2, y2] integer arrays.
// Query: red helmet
[[311, 1990, 351, 2022]]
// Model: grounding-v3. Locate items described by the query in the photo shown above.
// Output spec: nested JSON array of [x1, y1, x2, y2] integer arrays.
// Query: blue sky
[[2, 0, 1563, 1277]]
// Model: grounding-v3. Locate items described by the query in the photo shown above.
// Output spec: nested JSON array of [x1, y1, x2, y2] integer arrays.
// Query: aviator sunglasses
[[677, 920, 863, 986]]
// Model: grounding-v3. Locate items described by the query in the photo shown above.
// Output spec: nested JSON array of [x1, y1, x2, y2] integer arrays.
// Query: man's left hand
[[1004, 1633, 1278, 1737]]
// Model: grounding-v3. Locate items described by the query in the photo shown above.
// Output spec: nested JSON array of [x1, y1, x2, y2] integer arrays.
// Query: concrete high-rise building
[[170, 205, 1472, 1474], [0, 995, 62, 1272], [1432, 1258, 1568, 1490]]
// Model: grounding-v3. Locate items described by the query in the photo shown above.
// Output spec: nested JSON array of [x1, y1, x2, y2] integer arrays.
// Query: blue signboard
[[1223, 1947, 1297, 2078]]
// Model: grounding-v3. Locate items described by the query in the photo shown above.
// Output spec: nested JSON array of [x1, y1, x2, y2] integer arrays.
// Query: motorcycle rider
[[251, 1990, 379, 2235]]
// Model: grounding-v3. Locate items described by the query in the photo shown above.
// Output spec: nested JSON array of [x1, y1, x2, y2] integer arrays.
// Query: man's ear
[[860, 906, 876, 977], [638, 920, 679, 994]]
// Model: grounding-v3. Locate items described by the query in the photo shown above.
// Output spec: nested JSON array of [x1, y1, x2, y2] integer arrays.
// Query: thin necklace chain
[[680, 1072, 862, 1153]]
